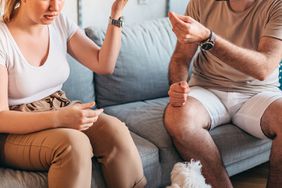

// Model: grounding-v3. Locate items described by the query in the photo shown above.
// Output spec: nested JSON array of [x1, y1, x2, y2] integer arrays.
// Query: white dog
[[167, 160, 211, 188]]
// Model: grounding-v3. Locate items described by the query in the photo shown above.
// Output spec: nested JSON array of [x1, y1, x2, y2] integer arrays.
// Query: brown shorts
[[9, 90, 78, 112], [1, 90, 75, 162]]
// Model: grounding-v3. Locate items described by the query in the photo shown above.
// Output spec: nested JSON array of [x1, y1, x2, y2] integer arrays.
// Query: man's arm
[[167, 40, 198, 107], [169, 42, 198, 85], [210, 36, 282, 81], [169, 11, 282, 81]]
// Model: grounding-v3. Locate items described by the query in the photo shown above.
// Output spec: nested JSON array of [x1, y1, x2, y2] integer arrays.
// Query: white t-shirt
[[0, 14, 79, 106]]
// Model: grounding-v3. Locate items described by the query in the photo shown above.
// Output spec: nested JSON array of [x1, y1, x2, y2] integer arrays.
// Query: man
[[164, 0, 282, 187]]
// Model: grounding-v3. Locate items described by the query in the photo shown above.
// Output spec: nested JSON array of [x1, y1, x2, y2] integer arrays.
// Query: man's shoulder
[[263, 0, 282, 9]]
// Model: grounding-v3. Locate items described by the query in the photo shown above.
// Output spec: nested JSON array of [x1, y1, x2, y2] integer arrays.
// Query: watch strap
[[200, 30, 216, 51], [109, 16, 124, 28]]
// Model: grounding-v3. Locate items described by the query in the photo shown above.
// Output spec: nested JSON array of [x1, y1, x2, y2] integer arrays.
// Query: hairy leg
[[164, 97, 232, 188], [261, 99, 282, 188]]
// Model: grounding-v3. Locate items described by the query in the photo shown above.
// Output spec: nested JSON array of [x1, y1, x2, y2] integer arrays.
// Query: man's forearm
[[169, 43, 197, 85], [210, 34, 281, 80], [169, 58, 190, 85]]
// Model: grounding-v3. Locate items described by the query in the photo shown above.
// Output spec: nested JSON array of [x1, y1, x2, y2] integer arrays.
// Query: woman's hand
[[111, 0, 128, 18], [168, 81, 190, 107], [54, 102, 104, 131], [168, 11, 210, 44]]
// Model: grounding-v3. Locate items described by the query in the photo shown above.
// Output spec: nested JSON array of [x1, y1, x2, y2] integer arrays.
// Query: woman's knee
[[51, 129, 93, 163], [98, 114, 129, 138], [95, 114, 139, 157]]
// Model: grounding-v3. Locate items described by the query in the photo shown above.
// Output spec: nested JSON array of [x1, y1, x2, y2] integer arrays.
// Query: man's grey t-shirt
[[187, 0, 282, 93]]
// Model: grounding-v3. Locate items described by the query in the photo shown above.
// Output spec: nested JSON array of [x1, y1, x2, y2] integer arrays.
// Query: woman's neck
[[7, 7, 46, 35]]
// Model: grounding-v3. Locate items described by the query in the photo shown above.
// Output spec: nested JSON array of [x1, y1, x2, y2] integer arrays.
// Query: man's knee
[[164, 103, 203, 136], [261, 99, 282, 138]]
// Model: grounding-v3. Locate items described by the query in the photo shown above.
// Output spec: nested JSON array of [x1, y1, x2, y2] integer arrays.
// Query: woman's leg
[[83, 113, 147, 188], [0, 128, 93, 188]]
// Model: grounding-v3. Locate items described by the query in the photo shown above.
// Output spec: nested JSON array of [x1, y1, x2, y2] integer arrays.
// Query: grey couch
[[0, 18, 273, 188]]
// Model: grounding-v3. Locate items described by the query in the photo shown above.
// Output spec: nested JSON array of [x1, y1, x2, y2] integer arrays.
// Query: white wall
[[62, 0, 78, 23], [169, 0, 189, 15], [63, 0, 166, 28], [62, 0, 190, 28]]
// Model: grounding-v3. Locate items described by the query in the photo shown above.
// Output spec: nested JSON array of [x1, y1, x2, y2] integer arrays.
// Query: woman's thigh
[[0, 128, 91, 171]]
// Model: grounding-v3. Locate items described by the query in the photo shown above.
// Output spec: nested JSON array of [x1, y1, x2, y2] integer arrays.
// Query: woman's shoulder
[[53, 14, 77, 30], [52, 13, 79, 40], [0, 18, 8, 35], [0, 18, 10, 51]]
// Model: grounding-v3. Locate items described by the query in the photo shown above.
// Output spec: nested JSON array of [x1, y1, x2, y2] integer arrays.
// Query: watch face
[[110, 17, 124, 27], [201, 42, 214, 51]]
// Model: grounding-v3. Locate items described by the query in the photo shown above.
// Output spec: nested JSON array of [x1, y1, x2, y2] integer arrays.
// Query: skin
[[0, 0, 128, 134], [164, 0, 282, 187]]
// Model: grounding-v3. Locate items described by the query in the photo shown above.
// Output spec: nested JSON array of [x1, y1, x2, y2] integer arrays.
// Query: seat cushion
[[104, 97, 272, 185], [0, 168, 47, 188], [85, 18, 176, 107]]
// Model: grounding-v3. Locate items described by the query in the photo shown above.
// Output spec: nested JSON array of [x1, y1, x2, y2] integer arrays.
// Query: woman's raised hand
[[111, 0, 128, 18], [54, 102, 104, 131]]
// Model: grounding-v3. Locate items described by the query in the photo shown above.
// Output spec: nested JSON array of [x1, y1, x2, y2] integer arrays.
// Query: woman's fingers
[[80, 123, 93, 131], [83, 108, 104, 118]]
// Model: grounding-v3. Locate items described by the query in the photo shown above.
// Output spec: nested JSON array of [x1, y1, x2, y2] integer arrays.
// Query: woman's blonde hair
[[1, 0, 20, 23]]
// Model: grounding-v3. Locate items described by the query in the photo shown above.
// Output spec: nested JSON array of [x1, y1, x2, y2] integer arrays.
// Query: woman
[[0, 0, 147, 188]]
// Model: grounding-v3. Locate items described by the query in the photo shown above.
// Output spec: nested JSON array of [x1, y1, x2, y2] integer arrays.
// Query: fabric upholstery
[[85, 18, 176, 107], [62, 55, 95, 103], [279, 61, 282, 90], [104, 97, 272, 186]]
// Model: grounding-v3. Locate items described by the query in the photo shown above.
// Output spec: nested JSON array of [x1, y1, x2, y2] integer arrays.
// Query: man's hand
[[168, 81, 190, 107], [168, 11, 210, 44], [54, 102, 104, 131]]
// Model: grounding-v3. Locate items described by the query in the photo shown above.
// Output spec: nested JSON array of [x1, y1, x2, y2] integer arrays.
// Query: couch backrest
[[62, 55, 95, 103], [85, 18, 176, 107]]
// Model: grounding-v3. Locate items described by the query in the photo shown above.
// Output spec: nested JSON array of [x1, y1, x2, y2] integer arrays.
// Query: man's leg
[[231, 91, 282, 188], [261, 98, 282, 188], [164, 95, 232, 188]]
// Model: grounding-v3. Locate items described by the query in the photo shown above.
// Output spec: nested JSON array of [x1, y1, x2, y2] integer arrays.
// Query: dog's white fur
[[167, 160, 211, 188]]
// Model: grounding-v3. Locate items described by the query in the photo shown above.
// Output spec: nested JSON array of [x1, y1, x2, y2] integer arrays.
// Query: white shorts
[[189, 86, 282, 139]]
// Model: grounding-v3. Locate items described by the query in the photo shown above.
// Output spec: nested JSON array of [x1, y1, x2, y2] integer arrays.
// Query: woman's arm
[[0, 66, 103, 134], [67, 0, 128, 74], [0, 66, 55, 134]]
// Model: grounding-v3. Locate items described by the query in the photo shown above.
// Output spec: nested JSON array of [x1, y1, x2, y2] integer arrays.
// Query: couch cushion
[[85, 18, 176, 107], [104, 97, 272, 185], [0, 168, 47, 188], [62, 55, 95, 103], [279, 61, 282, 90]]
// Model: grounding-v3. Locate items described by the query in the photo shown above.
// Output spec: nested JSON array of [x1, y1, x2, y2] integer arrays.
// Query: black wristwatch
[[200, 30, 216, 51], [109, 16, 124, 28]]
